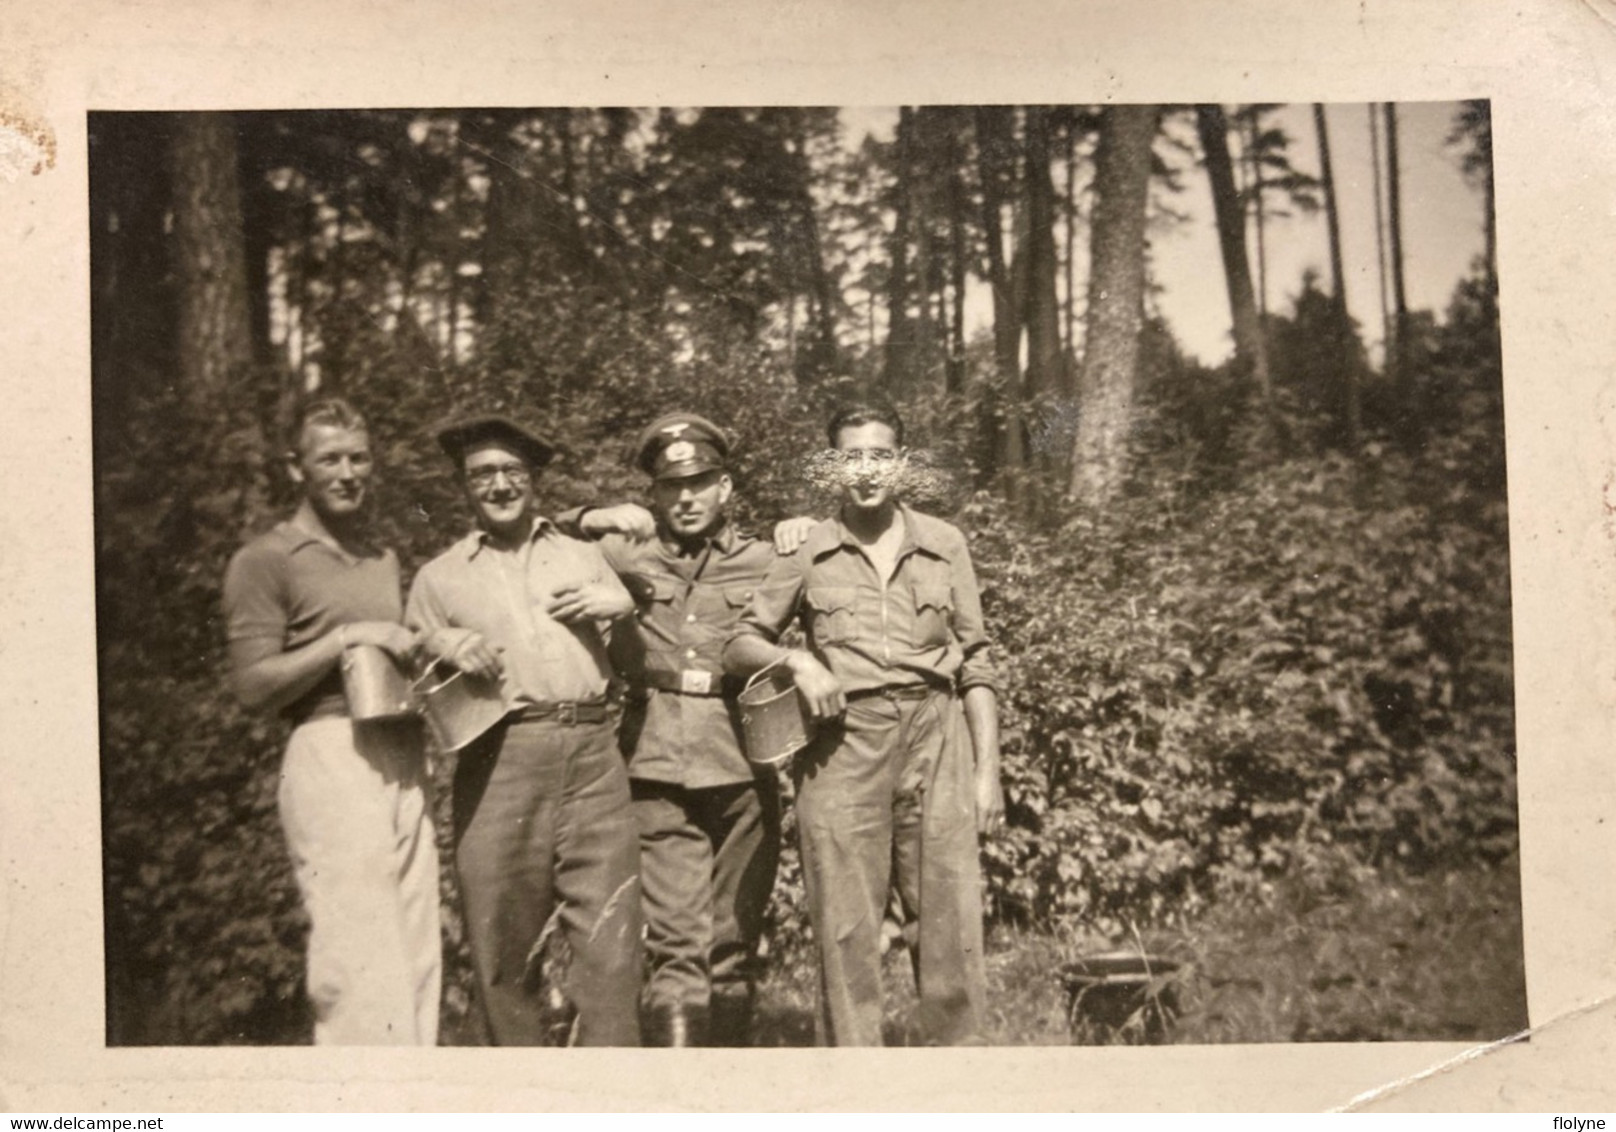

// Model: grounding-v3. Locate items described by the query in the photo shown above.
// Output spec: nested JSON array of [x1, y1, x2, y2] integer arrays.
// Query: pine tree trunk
[[1068, 104, 1157, 507], [1024, 106, 1067, 406], [171, 112, 253, 399], [974, 105, 1025, 495], [1195, 104, 1270, 403], [1313, 103, 1360, 450], [1368, 103, 1392, 373], [1063, 123, 1077, 361], [947, 129, 968, 397], [883, 106, 916, 394], [1385, 102, 1412, 430]]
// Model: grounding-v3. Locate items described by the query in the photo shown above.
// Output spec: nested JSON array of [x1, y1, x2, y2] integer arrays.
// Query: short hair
[[827, 399, 904, 448], [290, 397, 368, 455]]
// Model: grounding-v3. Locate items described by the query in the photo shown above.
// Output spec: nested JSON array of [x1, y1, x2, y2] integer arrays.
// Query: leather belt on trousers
[[511, 699, 610, 725], [844, 683, 948, 703], [630, 668, 741, 698]]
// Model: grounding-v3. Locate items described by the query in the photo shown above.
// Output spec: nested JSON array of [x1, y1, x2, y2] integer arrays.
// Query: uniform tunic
[[726, 505, 999, 1046], [222, 517, 441, 1046], [565, 515, 782, 1021]]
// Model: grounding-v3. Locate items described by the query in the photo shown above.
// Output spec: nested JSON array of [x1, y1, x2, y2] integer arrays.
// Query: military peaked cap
[[634, 412, 729, 481]]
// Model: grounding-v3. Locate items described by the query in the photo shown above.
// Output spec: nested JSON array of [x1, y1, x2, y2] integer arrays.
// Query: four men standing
[[226, 398, 1001, 1047]]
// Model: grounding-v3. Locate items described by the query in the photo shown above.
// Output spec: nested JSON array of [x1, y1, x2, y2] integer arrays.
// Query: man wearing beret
[[405, 414, 643, 1046], [562, 412, 782, 1047], [724, 398, 1004, 1047]]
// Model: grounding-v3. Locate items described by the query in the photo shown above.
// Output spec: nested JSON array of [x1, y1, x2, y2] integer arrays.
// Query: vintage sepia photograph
[[89, 102, 1523, 1052]]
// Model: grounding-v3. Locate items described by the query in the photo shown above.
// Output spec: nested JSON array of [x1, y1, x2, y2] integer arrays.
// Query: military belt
[[631, 668, 741, 698]]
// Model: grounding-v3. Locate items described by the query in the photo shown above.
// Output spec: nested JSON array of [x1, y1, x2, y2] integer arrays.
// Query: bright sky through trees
[[842, 102, 1486, 366]]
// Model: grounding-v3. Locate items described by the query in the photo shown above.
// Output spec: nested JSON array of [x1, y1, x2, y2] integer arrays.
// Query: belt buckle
[[555, 701, 577, 725], [680, 669, 714, 695]]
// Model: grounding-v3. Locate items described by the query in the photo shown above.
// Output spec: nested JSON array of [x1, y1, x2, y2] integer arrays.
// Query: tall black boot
[[708, 990, 755, 1048], [644, 1003, 709, 1047]]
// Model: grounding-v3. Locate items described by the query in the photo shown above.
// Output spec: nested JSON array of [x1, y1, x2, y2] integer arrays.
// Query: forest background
[[89, 102, 1523, 1045]]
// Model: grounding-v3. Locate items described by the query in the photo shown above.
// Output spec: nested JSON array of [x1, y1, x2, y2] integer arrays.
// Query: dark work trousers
[[452, 716, 643, 1046], [793, 689, 987, 1046], [632, 776, 781, 1013]]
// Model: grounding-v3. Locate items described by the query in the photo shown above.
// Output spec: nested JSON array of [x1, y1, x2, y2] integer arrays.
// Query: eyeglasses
[[839, 447, 901, 462], [465, 462, 532, 489]]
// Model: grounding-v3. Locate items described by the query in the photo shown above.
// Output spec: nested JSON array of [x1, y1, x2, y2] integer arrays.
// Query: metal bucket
[[414, 663, 507, 752], [340, 643, 417, 722], [737, 661, 812, 768], [1059, 950, 1181, 1045]]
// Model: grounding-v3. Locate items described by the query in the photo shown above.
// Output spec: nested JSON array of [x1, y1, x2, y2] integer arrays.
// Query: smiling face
[[461, 440, 537, 539], [288, 423, 374, 526], [832, 420, 903, 515], [651, 468, 733, 542]]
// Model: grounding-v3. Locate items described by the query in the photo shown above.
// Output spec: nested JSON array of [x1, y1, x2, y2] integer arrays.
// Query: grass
[[749, 854, 1529, 1046]]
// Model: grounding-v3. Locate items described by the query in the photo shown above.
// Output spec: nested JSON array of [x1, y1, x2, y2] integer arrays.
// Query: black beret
[[436, 414, 555, 470]]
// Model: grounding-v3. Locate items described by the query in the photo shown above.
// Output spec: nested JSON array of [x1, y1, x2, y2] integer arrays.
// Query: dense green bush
[[972, 440, 1514, 935]]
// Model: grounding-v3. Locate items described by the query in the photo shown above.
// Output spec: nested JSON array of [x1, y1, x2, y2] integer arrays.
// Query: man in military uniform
[[564, 413, 782, 1047], [406, 414, 643, 1046], [724, 399, 1004, 1047]]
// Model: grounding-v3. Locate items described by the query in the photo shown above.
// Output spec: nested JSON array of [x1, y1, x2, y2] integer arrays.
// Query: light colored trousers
[[278, 716, 442, 1045]]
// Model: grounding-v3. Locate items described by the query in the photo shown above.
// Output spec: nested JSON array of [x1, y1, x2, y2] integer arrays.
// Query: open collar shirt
[[728, 504, 999, 698], [405, 517, 627, 709]]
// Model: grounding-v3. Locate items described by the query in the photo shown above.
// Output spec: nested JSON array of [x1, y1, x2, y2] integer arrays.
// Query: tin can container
[[737, 660, 813, 768], [414, 663, 507, 752], [340, 643, 417, 722]]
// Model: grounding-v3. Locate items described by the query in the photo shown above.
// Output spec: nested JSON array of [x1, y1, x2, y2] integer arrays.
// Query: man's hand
[[784, 651, 845, 722], [547, 581, 635, 623], [580, 503, 657, 541], [772, 515, 819, 556], [974, 761, 1005, 836], [425, 628, 504, 680], [341, 621, 420, 661]]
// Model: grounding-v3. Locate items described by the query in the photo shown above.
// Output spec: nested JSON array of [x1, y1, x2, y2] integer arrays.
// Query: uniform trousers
[[277, 715, 441, 1045], [632, 776, 781, 1014], [451, 715, 643, 1046], [793, 688, 986, 1046]]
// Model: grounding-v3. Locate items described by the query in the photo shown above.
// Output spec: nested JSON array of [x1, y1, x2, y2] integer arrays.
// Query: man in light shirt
[[407, 414, 642, 1046]]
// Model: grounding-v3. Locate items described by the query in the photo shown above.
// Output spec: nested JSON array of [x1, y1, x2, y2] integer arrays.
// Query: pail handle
[[410, 659, 460, 698], [743, 655, 793, 695]]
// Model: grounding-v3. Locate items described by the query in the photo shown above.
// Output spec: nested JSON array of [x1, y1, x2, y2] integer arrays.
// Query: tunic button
[[687, 613, 697, 623], [685, 648, 697, 659]]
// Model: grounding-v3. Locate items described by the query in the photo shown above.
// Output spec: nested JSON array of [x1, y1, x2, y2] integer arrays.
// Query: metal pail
[[1059, 950, 1181, 1045], [340, 643, 417, 722], [737, 661, 813, 768], [413, 664, 507, 752]]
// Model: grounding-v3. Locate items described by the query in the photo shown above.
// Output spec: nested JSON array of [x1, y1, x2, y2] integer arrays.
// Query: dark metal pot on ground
[[1060, 950, 1182, 1045]]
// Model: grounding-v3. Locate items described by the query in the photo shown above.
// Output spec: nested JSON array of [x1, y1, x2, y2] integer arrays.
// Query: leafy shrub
[[972, 433, 1516, 935]]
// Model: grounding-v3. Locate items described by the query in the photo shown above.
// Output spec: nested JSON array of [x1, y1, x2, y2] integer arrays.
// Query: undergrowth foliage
[[972, 425, 1514, 935]]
